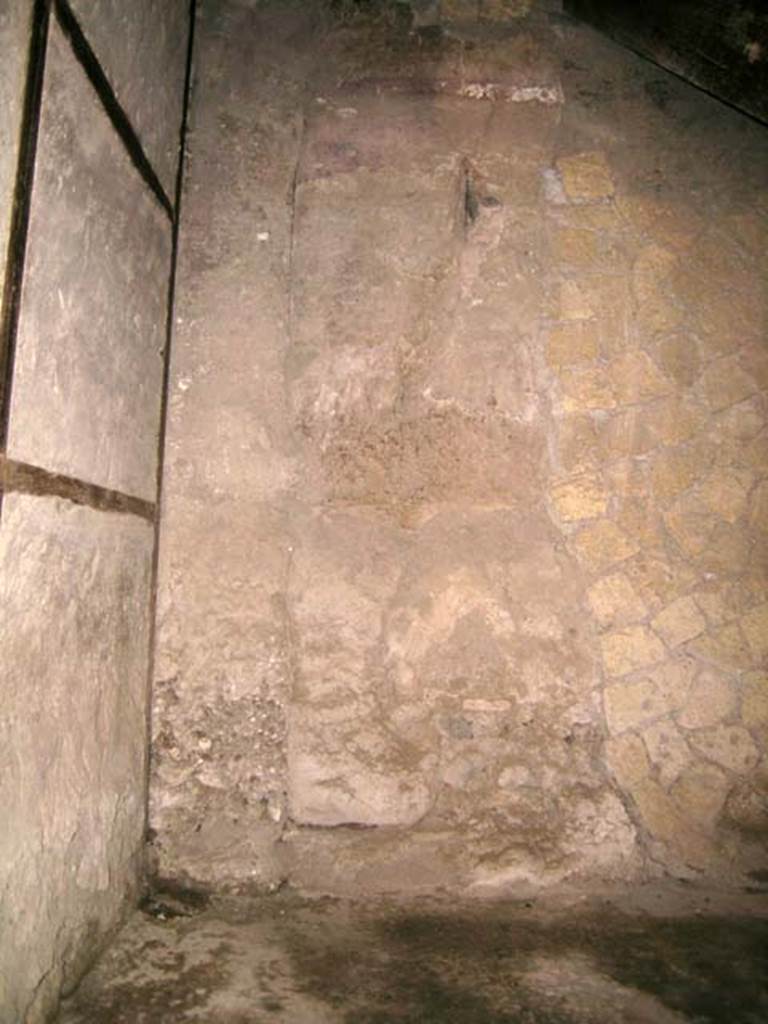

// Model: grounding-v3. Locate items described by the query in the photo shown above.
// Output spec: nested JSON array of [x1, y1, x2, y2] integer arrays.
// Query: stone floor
[[59, 882, 768, 1023]]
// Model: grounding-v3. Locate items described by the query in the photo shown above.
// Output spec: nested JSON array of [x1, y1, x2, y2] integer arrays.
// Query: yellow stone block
[[646, 657, 696, 712], [549, 473, 607, 522], [598, 408, 657, 458], [601, 625, 666, 678], [587, 572, 647, 628], [625, 554, 697, 611], [740, 603, 768, 660], [556, 151, 614, 201], [701, 358, 755, 412], [749, 480, 768, 534], [664, 493, 716, 557], [716, 398, 764, 442], [670, 764, 729, 830], [558, 280, 594, 320], [632, 245, 683, 334], [546, 321, 599, 369], [698, 469, 751, 523], [689, 623, 753, 671], [642, 720, 691, 787], [607, 350, 672, 405], [604, 677, 667, 732], [678, 669, 736, 729], [557, 414, 599, 473], [646, 397, 706, 447], [741, 672, 768, 727], [553, 227, 599, 268], [559, 366, 616, 413], [617, 195, 701, 252], [655, 334, 701, 388], [651, 446, 704, 503], [652, 597, 706, 649], [690, 725, 760, 774], [572, 520, 638, 573], [605, 733, 649, 788]]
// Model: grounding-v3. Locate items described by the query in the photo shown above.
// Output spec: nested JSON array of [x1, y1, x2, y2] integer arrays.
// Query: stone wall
[[0, 2, 189, 1021], [153, 0, 767, 897]]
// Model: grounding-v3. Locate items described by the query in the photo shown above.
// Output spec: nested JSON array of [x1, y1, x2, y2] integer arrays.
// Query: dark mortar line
[[0, 0, 52, 525], [0, 456, 156, 521], [54, 0, 174, 221], [141, 0, 198, 861]]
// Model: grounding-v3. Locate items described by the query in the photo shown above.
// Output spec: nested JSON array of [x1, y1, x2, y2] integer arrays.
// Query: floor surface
[[59, 882, 768, 1023]]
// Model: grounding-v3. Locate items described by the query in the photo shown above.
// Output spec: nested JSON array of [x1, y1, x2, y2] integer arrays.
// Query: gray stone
[[6, 19, 171, 500], [67, 0, 189, 198], [0, 495, 153, 1024], [0, 0, 32, 295]]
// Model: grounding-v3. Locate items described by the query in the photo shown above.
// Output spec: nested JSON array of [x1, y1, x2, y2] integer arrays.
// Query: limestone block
[[690, 623, 753, 672], [604, 678, 672, 734], [698, 469, 752, 524], [572, 520, 638, 573], [546, 321, 599, 369], [6, 21, 169, 500], [651, 446, 707, 503], [716, 399, 764, 443], [642, 720, 692, 787], [670, 764, 730, 830], [587, 572, 647, 629], [553, 227, 599, 268], [651, 597, 706, 649], [678, 670, 737, 730], [601, 626, 665, 678], [617, 195, 701, 252], [607, 351, 673, 405], [549, 473, 607, 522], [557, 414, 599, 472], [655, 334, 702, 388], [690, 726, 760, 775], [646, 397, 706, 447], [632, 245, 683, 334], [741, 672, 768, 729], [700, 359, 756, 413], [557, 280, 594, 320], [597, 408, 657, 458], [664, 493, 717, 557], [288, 741, 433, 828], [0, 1, 33, 293], [749, 481, 768, 535], [556, 151, 614, 201], [0, 495, 153, 1024], [740, 603, 768, 661], [559, 367, 616, 413], [68, 0, 189, 196], [605, 734, 649, 788]]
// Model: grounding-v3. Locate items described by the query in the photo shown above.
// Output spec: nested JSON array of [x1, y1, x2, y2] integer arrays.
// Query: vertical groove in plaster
[[0, 0, 52, 522], [142, 0, 200, 860]]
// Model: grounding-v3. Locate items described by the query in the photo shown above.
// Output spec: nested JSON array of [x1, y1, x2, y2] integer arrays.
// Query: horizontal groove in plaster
[[0, 456, 156, 522], [54, 0, 175, 220]]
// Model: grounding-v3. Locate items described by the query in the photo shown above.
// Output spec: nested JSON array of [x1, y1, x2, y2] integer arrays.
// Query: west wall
[[0, 2, 189, 1020], [152, 0, 768, 897]]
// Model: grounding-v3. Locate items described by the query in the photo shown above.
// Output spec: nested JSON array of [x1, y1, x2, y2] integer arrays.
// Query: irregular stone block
[[556, 151, 614, 202], [587, 572, 647, 629], [572, 520, 638, 574], [601, 626, 666, 678], [690, 726, 760, 776], [549, 472, 607, 522], [678, 670, 737, 730], [652, 597, 706, 649]]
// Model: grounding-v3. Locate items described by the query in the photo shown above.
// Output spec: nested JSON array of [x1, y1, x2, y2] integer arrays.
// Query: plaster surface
[[6, 18, 171, 501], [0, 495, 153, 1024]]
